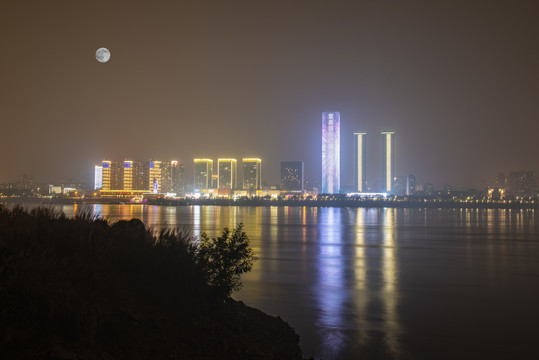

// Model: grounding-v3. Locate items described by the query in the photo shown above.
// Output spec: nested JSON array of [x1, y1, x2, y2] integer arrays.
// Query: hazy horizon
[[2, 0, 538, 189]]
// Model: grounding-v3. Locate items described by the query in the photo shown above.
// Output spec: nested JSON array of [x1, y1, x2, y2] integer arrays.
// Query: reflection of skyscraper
[[322, 112, 340, 194], [94, 165, 103, 190], [242, 158, 261, 190], [218, 158, 237, 189], [280, 161, 304, 194], [194, 159, 213, 189], [353, 132, 367, 192], [382, 131, 395, 193]]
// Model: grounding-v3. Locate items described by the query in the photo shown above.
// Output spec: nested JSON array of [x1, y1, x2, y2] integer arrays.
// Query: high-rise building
[[170, 161, 185, 195], [160, 160, 185, 194], [94, 165, 103, 190], [242, 158, 262, 190], [123, 160, 134, 190], [101, 160, 123, 190], [280, 161, 304, 194], [506, 170, 536, 197], [149, 160, 163, 193], [381, 131, 395, 193], [322, 112, 340, 194], [406, 174, 416, 196], [218, 158, 237, 189], [353, 132, 367, 192], [194, 159, 213, 189], [133, 161, 148, 191]]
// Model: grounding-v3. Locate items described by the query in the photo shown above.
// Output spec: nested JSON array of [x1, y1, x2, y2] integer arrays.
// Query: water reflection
[[16, 203, 539, 359], [316, 208, 346, 359]]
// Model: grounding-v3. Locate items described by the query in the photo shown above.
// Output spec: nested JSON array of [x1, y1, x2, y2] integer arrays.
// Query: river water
[[30, 204, 539, 359]]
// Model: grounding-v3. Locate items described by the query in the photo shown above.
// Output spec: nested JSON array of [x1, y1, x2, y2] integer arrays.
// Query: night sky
[[2, 0, 538, 189]]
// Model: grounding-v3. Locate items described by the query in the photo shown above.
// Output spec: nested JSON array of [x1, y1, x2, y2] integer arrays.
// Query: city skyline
[[2, 1, 537, 189]]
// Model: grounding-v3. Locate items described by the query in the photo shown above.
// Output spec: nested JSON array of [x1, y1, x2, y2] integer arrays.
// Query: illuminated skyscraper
[[218, 158, 237, 189], [123, 160, 134, 190], [242, 158, 261, 190], [322, 112, 340, 194], [133, 161, 148, 191], [160, 160, 185, 194], [149, 160, 163, 193], [101, 160, 123, 190], [280, 161, 304, 194], [194, 159, 213, 189], [94, 165, 103, 190], [353, 132, 367, 192], [382, 131, 395, 193]]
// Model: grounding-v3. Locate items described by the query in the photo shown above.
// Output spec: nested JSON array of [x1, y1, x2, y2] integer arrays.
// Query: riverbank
[[0, 206, 307, 359], [2, 196, 537, 209]]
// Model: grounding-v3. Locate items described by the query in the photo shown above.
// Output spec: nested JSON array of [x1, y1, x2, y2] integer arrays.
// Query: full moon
[[95, 48, 111, 63]]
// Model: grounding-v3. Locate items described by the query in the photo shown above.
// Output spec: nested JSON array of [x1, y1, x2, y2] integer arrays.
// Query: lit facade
[[149, 160, 162, 193], [94, 165, 103, 190], [194, 159, 213, 189], [382, 131, 395, 193], [123, 160, 133, 190], [242, 158, 262, 190], [322, 112, 340, 194], [353, 132, 367, 192], [218, 158, 237, 189], [280, 161, 304, 194], [101, 160, 123, 190]]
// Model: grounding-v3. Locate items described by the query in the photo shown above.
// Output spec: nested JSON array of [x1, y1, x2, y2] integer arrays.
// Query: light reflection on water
[[23, 204, 539, 359]]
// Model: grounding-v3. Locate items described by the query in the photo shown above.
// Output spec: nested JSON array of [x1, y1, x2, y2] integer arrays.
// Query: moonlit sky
[[1, 0, 538, 189]]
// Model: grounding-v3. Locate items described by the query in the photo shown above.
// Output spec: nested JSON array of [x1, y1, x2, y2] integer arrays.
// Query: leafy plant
[[195, 223, 256, 299]]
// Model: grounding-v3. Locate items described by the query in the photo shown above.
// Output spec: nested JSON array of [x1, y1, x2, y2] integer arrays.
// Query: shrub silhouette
[[0, 206, 257, 358], [194, 223, 256, 299]]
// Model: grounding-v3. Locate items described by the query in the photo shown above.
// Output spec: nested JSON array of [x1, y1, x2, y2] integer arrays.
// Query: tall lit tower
[[322, 112, 340, 194], [194, 159, 213, 189], [353, 132, 367, 192], [382, 131, 395, 193], [94, 165, 103, 190], [218, 158, 237, 189], [242, 158, 262, 190]]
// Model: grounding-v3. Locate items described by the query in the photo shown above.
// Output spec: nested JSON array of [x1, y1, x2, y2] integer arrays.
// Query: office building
[[353, 132, 367, 192], [94, 165, 103, 190], [322, 111, 340, 194], [242, 158, 262, 190], [194, 159, 213, 189], [280, 161, 304, 194], [218, 158, 237, 189], [381, 131, 395, 193]]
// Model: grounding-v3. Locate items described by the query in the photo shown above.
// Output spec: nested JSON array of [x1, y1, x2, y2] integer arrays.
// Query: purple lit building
[[322, 112, 340, 194]]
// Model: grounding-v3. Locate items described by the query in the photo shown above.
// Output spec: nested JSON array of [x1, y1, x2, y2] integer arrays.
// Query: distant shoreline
[[2, 197, 537, 210]]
